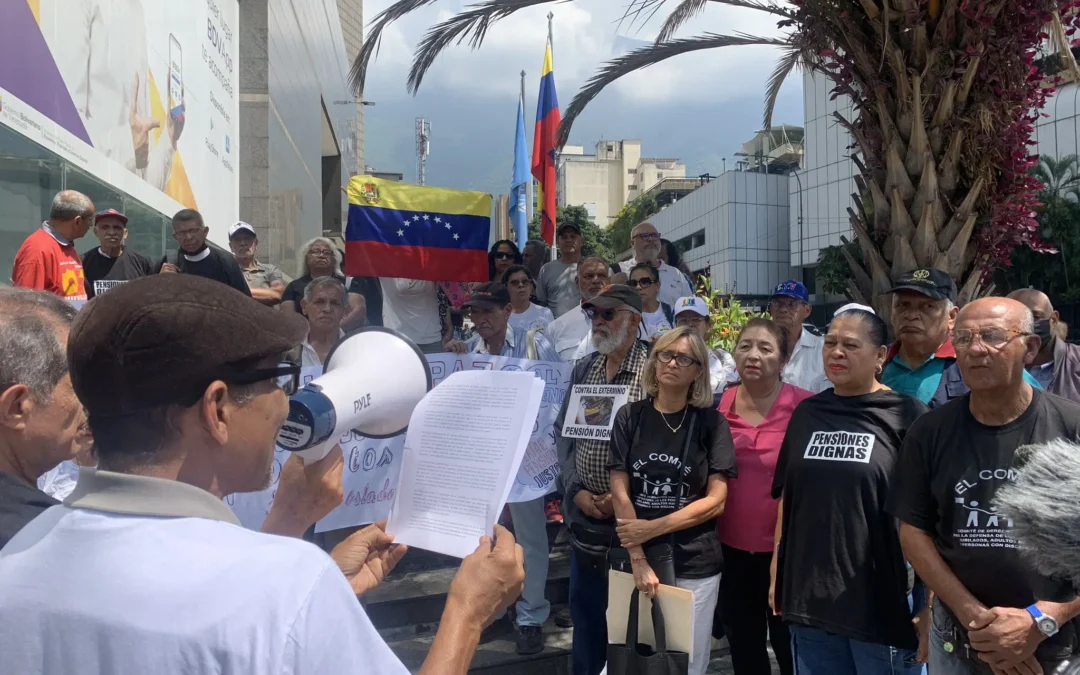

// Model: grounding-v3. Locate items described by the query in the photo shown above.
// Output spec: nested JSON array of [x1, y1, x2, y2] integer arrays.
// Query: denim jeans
[[569, 549, 609, 675], [507, 497, 551, 626], [790, 625, 925, 675]]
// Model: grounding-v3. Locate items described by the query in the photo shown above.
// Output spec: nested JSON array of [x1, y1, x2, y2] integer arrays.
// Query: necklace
[[658, 405, 688, 433]]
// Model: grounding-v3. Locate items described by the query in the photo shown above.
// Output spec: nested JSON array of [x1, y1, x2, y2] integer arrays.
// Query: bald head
[[957, 297, 1034, 334], [48, 190, 95, 241], [1008, 289, 1053, 318], [631, 221, 661, 263], [954, 297, 1040, 394]]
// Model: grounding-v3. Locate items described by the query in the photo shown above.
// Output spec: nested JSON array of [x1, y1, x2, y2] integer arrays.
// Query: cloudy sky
[[359, 0, 805, 197]]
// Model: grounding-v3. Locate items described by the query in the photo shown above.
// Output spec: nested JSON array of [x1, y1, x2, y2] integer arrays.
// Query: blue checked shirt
[[466, 325, 561, 362]]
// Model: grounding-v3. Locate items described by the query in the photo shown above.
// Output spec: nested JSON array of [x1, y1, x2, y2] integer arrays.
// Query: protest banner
[[560, 384, 630, 441], [227, 355, 571, 533]]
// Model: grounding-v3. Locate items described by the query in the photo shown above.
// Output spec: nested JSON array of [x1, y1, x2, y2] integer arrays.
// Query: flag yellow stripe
[[348, 176, 491, 218], [541, 44, 553, 76]]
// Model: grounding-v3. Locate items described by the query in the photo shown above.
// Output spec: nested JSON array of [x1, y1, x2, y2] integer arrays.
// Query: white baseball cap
[[835, 302, 875, 315], [673, 296, 710, 318], [228, 221, 257, 239]]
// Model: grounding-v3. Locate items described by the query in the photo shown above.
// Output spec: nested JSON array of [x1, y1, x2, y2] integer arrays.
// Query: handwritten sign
[[560, 384, 630, 440], [228, 355, 572, 533]]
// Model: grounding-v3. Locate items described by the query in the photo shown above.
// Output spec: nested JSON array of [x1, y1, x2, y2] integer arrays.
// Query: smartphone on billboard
[[168, 34, 184, 123]]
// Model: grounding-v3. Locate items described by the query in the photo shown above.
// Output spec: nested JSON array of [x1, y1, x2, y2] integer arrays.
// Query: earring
[[875, 364, 883, 376]]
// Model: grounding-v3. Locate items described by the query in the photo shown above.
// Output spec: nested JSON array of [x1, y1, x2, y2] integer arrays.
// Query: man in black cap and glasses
[[0, 274, 525, 675]]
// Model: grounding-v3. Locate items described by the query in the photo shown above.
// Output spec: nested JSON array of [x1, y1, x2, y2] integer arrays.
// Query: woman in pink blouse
[[716, 318, 813, 675]]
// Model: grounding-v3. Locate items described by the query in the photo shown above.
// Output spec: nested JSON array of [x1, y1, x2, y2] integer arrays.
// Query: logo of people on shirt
[[631, 452, 692, 511], [802, 431, 875, 463], [953, 467, 1019, 550]]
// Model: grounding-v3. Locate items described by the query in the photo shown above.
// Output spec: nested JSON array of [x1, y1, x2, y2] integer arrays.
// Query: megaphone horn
[[276, 327, 433, 463]]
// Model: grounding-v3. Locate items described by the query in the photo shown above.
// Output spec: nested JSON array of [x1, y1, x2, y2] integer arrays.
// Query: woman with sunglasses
[[771, 307, 929, 675], [502, 264, 554, 333], [609, 327, 737, 675], [488, 240, 522, 282], [714, 318, 811, 675], [628, 263, 674, 340]]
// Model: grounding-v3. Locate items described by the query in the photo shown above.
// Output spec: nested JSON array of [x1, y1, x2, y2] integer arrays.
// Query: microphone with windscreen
[[275, 327, 433, 463]]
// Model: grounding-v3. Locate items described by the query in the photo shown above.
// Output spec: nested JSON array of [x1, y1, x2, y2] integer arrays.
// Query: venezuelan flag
[[531, 37, 560, 246], [345, 176, 492, 282]]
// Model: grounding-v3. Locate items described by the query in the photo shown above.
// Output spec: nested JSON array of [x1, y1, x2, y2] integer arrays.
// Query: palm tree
[[351, 0, 1080, 320], [1034, 154, 1080, 287]]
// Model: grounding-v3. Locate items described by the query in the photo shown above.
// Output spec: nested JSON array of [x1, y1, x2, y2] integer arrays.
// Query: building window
[[628, 184, 638, 191], [673, 229, 706, 254], [657, 172, 664, 179], [627, 168, 637, 175]]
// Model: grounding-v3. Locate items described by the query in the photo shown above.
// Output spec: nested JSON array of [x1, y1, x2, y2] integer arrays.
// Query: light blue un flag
[[509, 93, 530, 248]]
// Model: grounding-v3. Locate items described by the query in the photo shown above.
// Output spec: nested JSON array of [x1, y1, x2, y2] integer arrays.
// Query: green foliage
[[694, 276, 769, 354], [528, 206, 613, 262], [816, 240, 862, 296], [608, 196, 660, 254]]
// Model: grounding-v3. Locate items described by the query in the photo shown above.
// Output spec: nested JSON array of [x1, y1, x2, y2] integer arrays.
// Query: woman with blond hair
[[609, 326, 738, 675]]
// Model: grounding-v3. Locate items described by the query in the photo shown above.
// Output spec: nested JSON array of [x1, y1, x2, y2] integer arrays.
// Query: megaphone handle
[[296, 440, 334, 465]]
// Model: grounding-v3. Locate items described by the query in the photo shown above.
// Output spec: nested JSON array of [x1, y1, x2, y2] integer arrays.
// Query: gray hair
[[525, 239, 549, 255], [298, 237, 343, 276], [0, 288, 78, 402], [303, 275, 346, 303], [49, 190, 94, 222]]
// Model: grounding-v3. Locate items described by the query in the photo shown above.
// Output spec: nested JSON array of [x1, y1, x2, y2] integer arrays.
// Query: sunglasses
[[627, 278, 656, 289], [584, 307, 634, 322], [493, 252, 516, 260], [507, 278, 532, 288]]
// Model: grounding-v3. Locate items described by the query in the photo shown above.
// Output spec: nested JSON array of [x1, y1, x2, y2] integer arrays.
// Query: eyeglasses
[[227, 361, 303, 395], [173, 228, 203, 240], [633, 232, 660, 241], [952, 328, 1030, 351], [308, 249, 334, 259], [493, 252, 516, 260], [507, 278, 532, 288], [583, 307, 634, 322], [656, 350, 701, 368], [627, 278, 655, 289]]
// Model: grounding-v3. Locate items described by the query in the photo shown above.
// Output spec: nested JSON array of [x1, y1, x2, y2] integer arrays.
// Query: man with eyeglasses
[[537, 223, 586, 318], [617, 222, 693, 307], [883, 268, 1041, 406], [768, 280, 830, 393], [554, 284, 649, 675], [629, 263, 674, 340], [156, 209, 251, 297], [890, 297, 1080, 675], [546, 256, 611, 361], [0, 274, 527, 675]]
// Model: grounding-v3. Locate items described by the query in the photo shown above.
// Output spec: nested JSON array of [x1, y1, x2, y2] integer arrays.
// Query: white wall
[[650, 171, 791, 295]]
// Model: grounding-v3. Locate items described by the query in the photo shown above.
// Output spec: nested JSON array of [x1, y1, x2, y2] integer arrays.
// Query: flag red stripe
[[345, 241, 488, 282], [532, 108, 561, 246]]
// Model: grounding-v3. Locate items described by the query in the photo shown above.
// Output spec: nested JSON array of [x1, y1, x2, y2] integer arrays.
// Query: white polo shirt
[[545, 304, 590, 361], [783, 328, 831, 393], [0, 469, 407, 675], [618, 259, 693, 306]]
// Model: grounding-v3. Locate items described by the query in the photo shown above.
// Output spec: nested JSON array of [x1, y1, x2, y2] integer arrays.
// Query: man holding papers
[[0, 275, 525, 675], [554, 284, 651, 675]]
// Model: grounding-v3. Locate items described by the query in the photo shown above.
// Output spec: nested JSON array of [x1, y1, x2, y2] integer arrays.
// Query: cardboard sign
[[560, 384, 630, 441]]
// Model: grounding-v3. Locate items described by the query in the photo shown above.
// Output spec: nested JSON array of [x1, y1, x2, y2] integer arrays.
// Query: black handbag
[[607, 588, 690, 675], [608, 407, 699, 586]]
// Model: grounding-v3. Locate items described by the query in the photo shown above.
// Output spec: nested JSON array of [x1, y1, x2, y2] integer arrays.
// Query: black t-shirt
[[283, 274, 348, 306], [772, 389, 929, 649], [608, 400, 737, 579], [156, 247, 251, 297], [888, 390, 1080, 613], [0, 471, 59, 549], [349, 276, 384, 327], [81, 247, 152, 298]]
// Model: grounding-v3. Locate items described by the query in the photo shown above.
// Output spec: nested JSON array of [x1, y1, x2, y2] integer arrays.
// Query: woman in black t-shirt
[[281, 238, 347, 315], [770, 308, 928, 675], [609, 327, 738, 675]]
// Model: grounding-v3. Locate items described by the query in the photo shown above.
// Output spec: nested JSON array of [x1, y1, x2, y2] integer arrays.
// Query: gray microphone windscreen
[[994, 439, 1080, 589]]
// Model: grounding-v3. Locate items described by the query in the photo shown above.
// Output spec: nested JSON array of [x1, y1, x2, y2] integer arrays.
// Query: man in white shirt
[[537, 223, 584, 318], [618, 222, 693, 306], [768, 280, 830, 393], [380, 278, 445, 353], [672, 296, 737, 394], [545, 256, 611, 361], [0, 274, 525, 675], [296, 277, 347, 368]]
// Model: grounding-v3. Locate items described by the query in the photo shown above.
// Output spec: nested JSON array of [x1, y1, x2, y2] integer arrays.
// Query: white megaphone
[[276, 327, 432, 463]]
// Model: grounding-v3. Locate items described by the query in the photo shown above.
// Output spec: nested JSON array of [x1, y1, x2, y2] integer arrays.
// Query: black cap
[[557, 222, 582, 235], [462, 282, 511, 309], [582, 284, 643, 313], [886, 268, 958, 303], [69, 274, 308, 417]]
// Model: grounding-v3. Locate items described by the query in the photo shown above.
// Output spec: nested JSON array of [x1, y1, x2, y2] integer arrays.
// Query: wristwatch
[[1026, 604, 1060, 638]]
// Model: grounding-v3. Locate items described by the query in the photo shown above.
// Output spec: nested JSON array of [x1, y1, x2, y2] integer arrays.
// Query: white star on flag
[[453, 233, 459, 240], [445, 224, 452, 230], [434, 217, 441, 223], [422, 215, 429, 221], [397, 229, 405, 237], [413, 215, 420, 222]]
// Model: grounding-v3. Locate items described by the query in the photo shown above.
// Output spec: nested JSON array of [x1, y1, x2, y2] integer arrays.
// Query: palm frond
[[617, 0, 669, 36], [348, 0, 443, 94], [407, 0, 557, 94], [655, 0, 709, 43], [763, 44, 803, 129], [557, 32, 790, 146]]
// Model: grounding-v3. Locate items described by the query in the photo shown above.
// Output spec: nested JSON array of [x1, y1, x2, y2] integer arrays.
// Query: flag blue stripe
[[510, 96, 530, 248], [346, 204, 490, 251], [535, 71, 559, 119]]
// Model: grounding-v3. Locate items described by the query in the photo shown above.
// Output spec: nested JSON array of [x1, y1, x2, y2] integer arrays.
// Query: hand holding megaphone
[[276, 328, 433, 464]]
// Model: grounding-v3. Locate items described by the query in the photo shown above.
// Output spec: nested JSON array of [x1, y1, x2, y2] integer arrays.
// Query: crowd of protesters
[[5, 190, 1080, 675]]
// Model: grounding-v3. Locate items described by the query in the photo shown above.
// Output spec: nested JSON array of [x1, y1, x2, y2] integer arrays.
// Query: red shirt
[[12, 228, 86, 300], [716, 382, 814, 552]]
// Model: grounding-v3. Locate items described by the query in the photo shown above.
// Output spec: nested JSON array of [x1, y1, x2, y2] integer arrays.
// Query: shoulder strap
[[672, 410, 698, 513], [525, 328, 540, 360], [662, 302, 675, 326]]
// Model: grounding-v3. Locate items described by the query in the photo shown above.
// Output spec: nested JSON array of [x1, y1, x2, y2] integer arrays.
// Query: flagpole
[[547, 11, 556, 262], [522, 69, 533, 231]]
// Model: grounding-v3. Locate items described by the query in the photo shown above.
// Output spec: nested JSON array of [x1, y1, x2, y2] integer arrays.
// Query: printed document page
[[387, 370, 544, 558]]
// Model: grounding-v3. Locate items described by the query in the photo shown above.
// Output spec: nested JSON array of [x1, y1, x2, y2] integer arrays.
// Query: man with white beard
[[555, 284, 650, 675], [618, 222, 693, 307]]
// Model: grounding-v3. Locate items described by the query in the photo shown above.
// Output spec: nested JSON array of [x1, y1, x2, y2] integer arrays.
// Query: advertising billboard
[[0, 0, 239, 232]]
